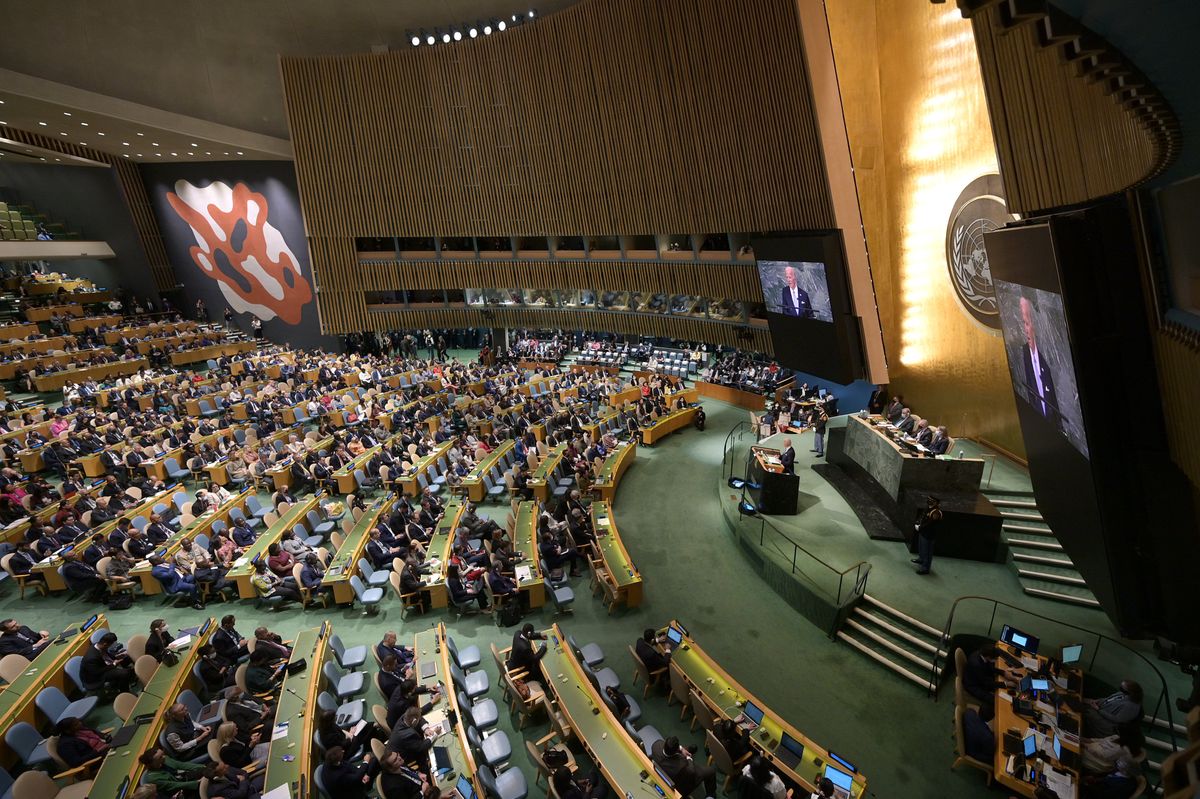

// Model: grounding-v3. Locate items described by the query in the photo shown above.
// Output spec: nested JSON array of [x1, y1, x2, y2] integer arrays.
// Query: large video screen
[[756, 261, 834, 322], [995, 280, 1089, 458]]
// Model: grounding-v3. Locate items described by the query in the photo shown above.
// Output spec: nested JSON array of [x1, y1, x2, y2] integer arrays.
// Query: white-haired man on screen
[[780, 265, 814, 318]]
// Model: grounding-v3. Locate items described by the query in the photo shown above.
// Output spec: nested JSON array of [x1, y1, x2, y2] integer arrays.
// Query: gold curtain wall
[[827, 0, 1024, 457]]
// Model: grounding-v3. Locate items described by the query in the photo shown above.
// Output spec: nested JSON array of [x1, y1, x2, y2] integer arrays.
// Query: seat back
[[5, 722, 44, 763], [0, 653, 31, 682], [689, 690, 715, 730], [628, 645, 651, 685], [357, 558, 374, 578], [668, 664, 690, 708], [322, 660, 342, 685], [65, 656, 88, 693], [350, 575, 368, 599], [706, 729, 734, 774], [35, 686, 67, 719], [114, 692, 138, 722], [329, 634, 346, 659], [11, 769, 56, 799], [135, 654, 159, 685]]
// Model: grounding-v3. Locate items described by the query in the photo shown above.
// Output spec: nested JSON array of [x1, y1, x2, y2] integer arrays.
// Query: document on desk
[[1044, 769, 1073, 798], [1020, 656, 1040, 670], [262, 786, 291, 799], [271, 721, 289, 741], [515, 565, 532, 583]]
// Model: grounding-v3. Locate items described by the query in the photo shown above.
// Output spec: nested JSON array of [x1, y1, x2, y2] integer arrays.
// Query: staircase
[[836, 594, 948, 691], [1141, 713, 1189, 779], [984, 489, 1101, 609]]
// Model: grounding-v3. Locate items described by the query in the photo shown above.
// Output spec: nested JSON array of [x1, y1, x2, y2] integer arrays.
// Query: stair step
[[999, 509, 1044, 522], [844, 618, 943, 674], [1013, 552, 1076, 568], [1143, 715, 1189, 737], [835, 631, 930, 689], [852, 608, 946, 657], [1003, 535, 1063, 552], [1142, 735, 1174, 753], [989, 498, 1039, 509], [861, 594, 945, 639], [1002, 523, 1054, 537], [1017, 578, 1099, 604], [1018, 567, 1087, 586]]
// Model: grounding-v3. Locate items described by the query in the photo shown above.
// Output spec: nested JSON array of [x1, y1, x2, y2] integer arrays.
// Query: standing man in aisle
[[913, 495, 943, 576]]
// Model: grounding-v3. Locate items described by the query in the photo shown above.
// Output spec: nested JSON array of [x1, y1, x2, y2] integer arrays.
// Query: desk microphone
[[284, 685, 307, 717]]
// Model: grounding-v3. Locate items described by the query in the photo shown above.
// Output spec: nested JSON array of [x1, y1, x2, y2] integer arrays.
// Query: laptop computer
[[773, 733, 804, 770], [1061, 644, 1083, 664], [454, 775, 476, 799], [735, 701, 765, 732], [665, 625, 684, 646], [822, 765, 854, 799]]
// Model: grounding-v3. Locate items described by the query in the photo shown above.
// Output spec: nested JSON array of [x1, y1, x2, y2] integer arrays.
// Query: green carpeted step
[[998, 508, 1045, 522], [1003, 533, 1063, 552], [1016, 562, 1086, 585], [1021, 578, 1101, 607], [986, 495, 1040, 509], [1012, 551, 1076, 568], [1002, 520, 1054, 536]]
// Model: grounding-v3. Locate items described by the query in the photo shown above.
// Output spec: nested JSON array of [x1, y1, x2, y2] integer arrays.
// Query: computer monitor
[[81, 614, 99, 632], [1031, 678, 1050, 692], [1000, 624, 1040, 655], [1052, 734, 1062, 762], [666, 625, 683, 646], [823, 765, 854, 792], [744, 702, 765, 725], [1023, 734, 1037, 758], [1061, 644, 1083, 664], [827, 752, 857, 773], [779, 733, 805, 759], [654, 766, 674, 788], [456, 775, 476, 799]]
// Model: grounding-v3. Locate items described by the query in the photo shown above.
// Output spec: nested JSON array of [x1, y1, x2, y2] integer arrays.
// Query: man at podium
[[779, 437, 796, 475]]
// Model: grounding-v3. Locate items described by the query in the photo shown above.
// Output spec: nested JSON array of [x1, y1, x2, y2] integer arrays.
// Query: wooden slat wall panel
[[358, 306, 774, 353], [1155, 324, 1200, 488], [350, 258, 762, 299], [279, 0, 834, 238], [0, 125, 176, 291], [971, 8, 1175, 215]]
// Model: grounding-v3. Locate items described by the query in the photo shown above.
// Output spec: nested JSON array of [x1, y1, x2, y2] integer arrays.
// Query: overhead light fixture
[[122, 141, 130, 146], [453, 29, 462, 41], [483, 22, 493, 34], [236, 151, 244, 155], [426, 32, 435, 45], [97, 132, 105, 136], [136, 132, 144, 136], [511, 13, 518, 21], [170, 151, 177, 156], [79, 142, 87, 146], [151, 142, 159, 146], [205, 151, 211, 155], [122, 154, 129, 158], [469, 26, 478, 38], [498, 19, 506, 31], [136, 153, 142, 157], [190, 142, 198, 147], [441, 31, 451, 43], [59, 132, 68, 136], [63, 111, 72, 117], [80, 122, 88, 126], [37, 121, 47, 126], [529, 8, 535, 17], [410, 33, 420, 46]]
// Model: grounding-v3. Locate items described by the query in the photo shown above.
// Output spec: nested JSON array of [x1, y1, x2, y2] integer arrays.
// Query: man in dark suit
[[506, 624, 548, 677], [213, 615, 248, 666], [779, 437, 796, 475], [81, 632, 135, 692], [0, 619, 49, 658], [779, 265, 814, 318], [635, 629, 670, 673], [322, 746, 377, 799], [1019, 296, 1061, 430]]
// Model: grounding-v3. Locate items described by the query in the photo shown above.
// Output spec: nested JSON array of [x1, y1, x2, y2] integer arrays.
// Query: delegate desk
[[0, 614, 105, 768], [589, 501, 642, 608], [87, 618, 217, 799], [421, 499, 465, 609], [462, 439, 515, 502], [529, 444, 566, 502], [25, 304, 87, 321], [992, 640, 1083, 799], [226, 497, 319, 598], [539, 624, 680, 799], [170, 341, 255, 365], [333, 447, 377, 494], [641, 406, 698, 446], [513, 501, 546, 607], [324, 497, 393, 604], [70, 314, 123, 333], [263, 623, 333, 799], [412, 624, 486, 799], [667, 621, 868, 797], [0, 322, 40, 339], [129, 488, 254, 594], [829, 415, 1002, 562], [593, 441, 636, 501], [32, 357, 149, 392], [397, 440, 454, 496], [696, 380, 769, 410]]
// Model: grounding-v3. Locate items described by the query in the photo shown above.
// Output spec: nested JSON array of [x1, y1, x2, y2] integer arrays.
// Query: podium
[[748, 447, 799, 515]]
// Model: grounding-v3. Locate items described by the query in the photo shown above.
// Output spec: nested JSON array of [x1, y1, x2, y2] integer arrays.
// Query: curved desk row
[[323, 496, 394, 604], [641, 406, 699, 446]]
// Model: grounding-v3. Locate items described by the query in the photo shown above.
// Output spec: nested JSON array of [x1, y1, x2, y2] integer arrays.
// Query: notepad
[[515, 565, 532, 583], [271, 722, 290, 741]]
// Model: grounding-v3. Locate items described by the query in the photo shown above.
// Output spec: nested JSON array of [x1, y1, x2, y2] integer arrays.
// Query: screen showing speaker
[[751, 233, 863, 384], [756, 260, 834, 322]]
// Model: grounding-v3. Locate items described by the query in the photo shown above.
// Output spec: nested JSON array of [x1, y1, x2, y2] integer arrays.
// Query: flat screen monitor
[[1031, 678, 1050, 692], [823, 765, 854, 792], [1061, 644, 1083, 664], [778, 733, 804, 759], [81, 614, 99, 632], [827, 752, 857, 773], [757, 260, 834, 323], [744, 702, 765, 725], [1023, 734, 1037, 758], [1052, 735, 1062, 762], [654, 766, 674, 788], [1000, 624, 1040, 655], [456, 776, 476, 799], [666, 625, 683, 646]]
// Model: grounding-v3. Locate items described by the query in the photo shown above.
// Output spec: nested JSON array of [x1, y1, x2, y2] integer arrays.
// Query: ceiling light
[[151, 142, 159, 146], [426, 33, 435, 45], [39, 157, 45, 161], [80, 122, 88, 126], [469, 26, 478, 38], [55, 158, 60, 162], [236, 151, 244, 155], [63, 112, 72, 117], [170, 151, 177, 156], [205, 151, 211, 155], [0, 121, 6, 126], [410, 34, 420, 46], [441, 32, 451, 43], [38, 121, 47, 126], [190, 142, 198, 147], [60, 132, 68, 136], [498, 19, 506, 31], [187, 152, 194, 156], [453, 30, 462, 41], [122, 141, 130, 146], [223, 152, 229, 155], [483, 23, 492, 34], [529, 9, 535, 17], [155, 153, 161, 157], [79, 142, 86, 146], [136, 132, 144, 136], [136, 154, 142, 157], [97, 132, 105, 136]]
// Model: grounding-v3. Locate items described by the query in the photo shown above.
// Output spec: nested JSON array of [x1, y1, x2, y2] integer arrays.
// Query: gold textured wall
[[827, 0, 1024, 458]]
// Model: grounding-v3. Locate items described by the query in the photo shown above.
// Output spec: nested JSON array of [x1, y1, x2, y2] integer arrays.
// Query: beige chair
[[371, 703, 389, 730], [330, 531, 346, 551], [953, 648, 980, 713], [503, 670, 546, 729], [689, 690, 716, 732], [124, 634, 148, 661], [628, 646, 666, 698], [525, 739, 577, 793], [12, 769, 93, 799], [0, 653, 31, 682], [134, 654, 158, 686], [389, 571, 425, 617], [1, 553, 47, 599], [951, 706, 993, 785], [48, 735, 105, 781], [113, 692, 138, 723], [705, 729, 749, 792], [535, 694, 573, 746]]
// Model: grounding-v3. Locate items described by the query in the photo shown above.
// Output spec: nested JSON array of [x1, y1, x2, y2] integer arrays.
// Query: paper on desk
[[514, 565, 532, 583], [1044, 769, 1073, 797], [1020, 657, 1039, 670], [271, 722, 289, 741], [262, 785, 291, 799]]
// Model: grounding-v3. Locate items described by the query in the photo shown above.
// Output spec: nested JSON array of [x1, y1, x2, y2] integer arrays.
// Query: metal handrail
[[738, 510, 871, 609], [722, 420, 750, 480], [930, 595, 1183, 775]]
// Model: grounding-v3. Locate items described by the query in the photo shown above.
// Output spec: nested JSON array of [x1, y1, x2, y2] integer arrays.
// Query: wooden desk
[[541, 623, 680, 799], [333, 448, 378, 494], [530, 444, 566, 502], [582, 410, 621, 442], [69, 314, 123, 333], [593, 441, 636, 501], [129, 489, 253, 594], [641, 406, 698, 446], [0, 334, 75, 357], [103, 321, 195, 344], [669, 622, 868, 797], [397, 440, 454, 496], [590, 501, 642, 608], [608, 386, 641, 408], [421, 499, 464, 609], [0, 615, 106, 768], [513, 501, 545, 607], [226, 498, 319, 598], [32, 357, 149, 391], [324, 497, 394, 604], [462, 440, 515, 502], [87, 618, 216, 798], [263, 624, 331, 797], [411, 625, 485, 797], [26, 304, 86, 321], [0, 322, 40, 339], [992, 641, 1082, 798], [696, 380, 768, 410], [169, 341, 254, 365]]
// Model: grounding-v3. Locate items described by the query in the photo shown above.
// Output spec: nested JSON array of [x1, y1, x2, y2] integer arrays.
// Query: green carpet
[[4, 377, 1186, 799]]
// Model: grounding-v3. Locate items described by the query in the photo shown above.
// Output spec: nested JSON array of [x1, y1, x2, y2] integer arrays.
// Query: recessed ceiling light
[[151, 142, 159, 146], [79, 142, 86, 146], [223, 152, 229, 155], [80, 122, 88, 127], [136, 153, 142, 157], [38, 121, 47, 126], [38, 157, 45, 161], [155, 153, 161, 157], [236, 151, 243, 155], [0, 121, 6, 126], [190, 143, 198, 147], [123, 154, 129, 158], [63, 112, 72, 117], [122, 142, 129, 146], [170, 152, 177, 156], [187, 152, 193, 156], [55, 158, 60, 162], [136, 132, 144, 136], [205, 151, 211, 155], [59, 132, 68, 136], [97, 132, 105, 136]]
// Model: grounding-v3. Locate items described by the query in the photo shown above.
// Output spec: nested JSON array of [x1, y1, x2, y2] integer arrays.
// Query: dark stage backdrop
[[141, 161, 334, 350]]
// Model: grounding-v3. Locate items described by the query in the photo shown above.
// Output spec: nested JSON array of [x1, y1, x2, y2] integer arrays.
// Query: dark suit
[[0, 626, 45, 659], [779, 446, 795, 475], [635, 638, 669, 673], [779, 285, 813, 318], [506, 631, 546, 675], [1021, 343, 1061, 429]]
